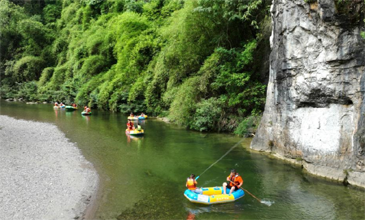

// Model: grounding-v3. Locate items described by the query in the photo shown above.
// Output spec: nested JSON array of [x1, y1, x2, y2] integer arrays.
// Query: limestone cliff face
[[251, 0, 365, 187]]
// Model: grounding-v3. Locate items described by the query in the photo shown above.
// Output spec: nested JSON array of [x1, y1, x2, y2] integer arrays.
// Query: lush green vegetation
[[0, 0, 271, 134]]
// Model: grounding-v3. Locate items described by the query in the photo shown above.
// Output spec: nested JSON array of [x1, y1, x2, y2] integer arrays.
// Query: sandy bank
[[0, 115, 98, 219]]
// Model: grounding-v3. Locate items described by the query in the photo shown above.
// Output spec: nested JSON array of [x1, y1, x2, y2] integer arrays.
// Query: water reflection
[[65, 110, 76, 117], [186, 211, 195, 220], [54, 107, 59, 118], [138, 119, 146, 125], [82, 115, 90, 124]]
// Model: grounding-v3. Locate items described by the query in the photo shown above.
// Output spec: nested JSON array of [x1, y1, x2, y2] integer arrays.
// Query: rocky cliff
[[251, 0, 365, 188]]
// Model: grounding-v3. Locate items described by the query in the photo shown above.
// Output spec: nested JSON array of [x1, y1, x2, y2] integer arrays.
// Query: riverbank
[[0, 115, 98, 219]]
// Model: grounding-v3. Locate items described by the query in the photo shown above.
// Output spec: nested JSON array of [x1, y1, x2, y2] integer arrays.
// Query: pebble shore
[[0, 115, 98, 219]]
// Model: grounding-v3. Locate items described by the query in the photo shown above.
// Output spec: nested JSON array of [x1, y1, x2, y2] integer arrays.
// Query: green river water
[[1, 100, 364, 219]]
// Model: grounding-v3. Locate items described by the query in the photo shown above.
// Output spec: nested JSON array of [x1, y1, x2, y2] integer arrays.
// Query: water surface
[[1, 100, 364, 219]]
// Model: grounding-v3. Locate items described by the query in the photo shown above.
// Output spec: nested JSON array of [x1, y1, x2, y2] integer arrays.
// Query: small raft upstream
[[184, 186, 244, 205], [65, 106, 77, 111], [127, 116, 139, 120], [125, 129, 144, 136], [81, 111, 92, 115]]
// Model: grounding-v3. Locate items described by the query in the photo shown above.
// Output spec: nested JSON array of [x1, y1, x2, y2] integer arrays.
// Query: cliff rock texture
[[251, 0, 365, 187]]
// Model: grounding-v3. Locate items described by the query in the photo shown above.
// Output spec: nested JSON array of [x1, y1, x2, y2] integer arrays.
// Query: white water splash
[[261, 200, 275, 206]]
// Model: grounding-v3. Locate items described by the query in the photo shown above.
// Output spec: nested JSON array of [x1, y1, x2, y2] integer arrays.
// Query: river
[[1, 100, 364, 219]]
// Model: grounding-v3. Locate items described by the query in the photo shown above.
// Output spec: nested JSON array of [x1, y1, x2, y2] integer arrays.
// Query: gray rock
[[252, 0, 365, 188]]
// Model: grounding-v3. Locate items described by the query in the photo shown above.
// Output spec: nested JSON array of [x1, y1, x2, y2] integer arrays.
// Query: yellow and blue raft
[[184, 186, 244, 205], [126, 129, 144, 136]]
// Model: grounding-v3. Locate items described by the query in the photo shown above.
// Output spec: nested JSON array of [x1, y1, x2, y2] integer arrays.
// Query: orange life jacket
[[228, 174, 243, 187], [127, 121, 134, 130], [186, 178, 197, 190]]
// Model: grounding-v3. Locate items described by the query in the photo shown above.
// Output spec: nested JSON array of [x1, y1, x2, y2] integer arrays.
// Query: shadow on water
[[1, 100, 365, 220]]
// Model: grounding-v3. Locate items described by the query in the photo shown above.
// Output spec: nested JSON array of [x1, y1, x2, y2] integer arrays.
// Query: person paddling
[[223, 169, 243, 195]]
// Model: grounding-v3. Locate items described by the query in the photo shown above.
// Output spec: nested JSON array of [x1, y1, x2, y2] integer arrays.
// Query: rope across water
[[196, 138, 246, 180]]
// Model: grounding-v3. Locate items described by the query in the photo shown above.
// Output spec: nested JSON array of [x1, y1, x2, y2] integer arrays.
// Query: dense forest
[[1, 0, 271, 134]]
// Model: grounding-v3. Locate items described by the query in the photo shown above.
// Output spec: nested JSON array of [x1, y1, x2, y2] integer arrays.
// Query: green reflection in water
[[1, 100, 364, 220]]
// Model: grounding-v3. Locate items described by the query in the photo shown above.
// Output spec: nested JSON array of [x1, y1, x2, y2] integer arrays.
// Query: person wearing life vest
[[127, 119, 134, 131], [223, 169, 243, 194], [186, 174, 198, 191]]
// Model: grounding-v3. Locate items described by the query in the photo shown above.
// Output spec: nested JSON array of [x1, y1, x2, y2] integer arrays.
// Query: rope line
[[196, 138, 246, 179]]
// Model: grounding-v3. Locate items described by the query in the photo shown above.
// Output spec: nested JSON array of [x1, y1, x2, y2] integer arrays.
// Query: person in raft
[[186, 174, 202, 193], [223, 169, 243, 194], [137, 124, 142, 131], [86, 106, 91, 113], [84, 106, 87, 111], [130, 112, 134, 117], [54, 102, 58, 107], [127, 119, 134, 131]]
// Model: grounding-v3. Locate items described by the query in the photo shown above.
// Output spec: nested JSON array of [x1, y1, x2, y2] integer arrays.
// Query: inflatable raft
[[138, 115, 148, 120], [81, 111, 92, 115], [184, 186, 244, 205], [128, 116, 139, 120], [65, 106, 77, 111], [126, 129, 144, 136]]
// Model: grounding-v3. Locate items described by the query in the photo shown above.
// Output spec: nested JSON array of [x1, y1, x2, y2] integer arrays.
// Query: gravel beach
[[0, 115, 99, 219]]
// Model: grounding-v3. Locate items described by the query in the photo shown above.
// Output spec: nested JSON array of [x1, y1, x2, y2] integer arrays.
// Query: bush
[[0, 84, 16, 99], [13, 56, 45, 81], [38, 67, 54, 86], [15, 81, 38, 101], [234, 114, 262, 136], [190, 98, 223, 131], [168, 76, 201, 126]]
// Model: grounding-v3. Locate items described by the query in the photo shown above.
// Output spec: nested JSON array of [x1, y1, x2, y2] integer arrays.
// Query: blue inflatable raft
[[184, 186, 244, 205]]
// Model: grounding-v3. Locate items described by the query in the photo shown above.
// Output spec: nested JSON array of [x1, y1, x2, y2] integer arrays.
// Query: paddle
[[229, 180, 272, 206]]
